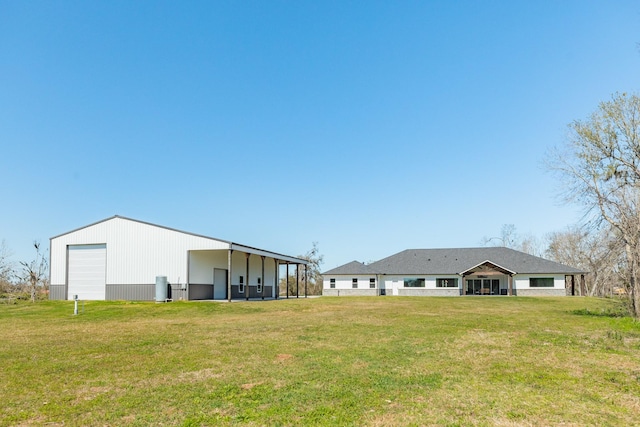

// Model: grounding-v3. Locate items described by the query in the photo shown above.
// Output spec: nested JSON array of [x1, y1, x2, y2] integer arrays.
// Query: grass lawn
[[1, 297, 639, 426]]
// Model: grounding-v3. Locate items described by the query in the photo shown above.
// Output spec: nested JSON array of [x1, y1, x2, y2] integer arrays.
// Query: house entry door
[[392, 280, 399, 296]]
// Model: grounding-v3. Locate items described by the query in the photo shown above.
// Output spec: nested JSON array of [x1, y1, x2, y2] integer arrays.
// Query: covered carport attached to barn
[[185, 244, 308, 301]]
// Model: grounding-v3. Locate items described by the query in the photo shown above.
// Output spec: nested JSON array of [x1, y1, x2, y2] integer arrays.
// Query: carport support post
[[304, 264, 308, 298], [508, 275, 513, 296], [296, 264, 299, 298], [580, 274, 586, 296], [274, 259, 279, 299], [261, 256, 265, 300], [227, 249, 233, 302], [286, 262, 289, 299], [245, 253, 250, 301], [571, 275, 576, 296]]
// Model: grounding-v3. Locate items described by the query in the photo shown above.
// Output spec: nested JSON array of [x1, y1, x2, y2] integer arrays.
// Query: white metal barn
[[49, 216, 308, 301]]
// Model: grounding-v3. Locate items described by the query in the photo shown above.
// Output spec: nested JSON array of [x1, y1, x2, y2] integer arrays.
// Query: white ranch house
[[323, 247, 586, 297], [50, 216, 309, 301]]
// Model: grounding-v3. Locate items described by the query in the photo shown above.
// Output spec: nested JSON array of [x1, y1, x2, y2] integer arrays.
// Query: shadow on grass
[[571, 306, 630, 318]]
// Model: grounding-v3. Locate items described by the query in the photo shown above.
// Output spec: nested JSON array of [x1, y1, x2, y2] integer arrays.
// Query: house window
[[257, 277, 262, 293], [239, 276, 244, 293], [404, 278, 425, 288], [437, 278, 458, 288], [370, 278, 375, 288], [352, 278, 358, 288], [530, 278, 554, 287], [330, 278, 335, 288]]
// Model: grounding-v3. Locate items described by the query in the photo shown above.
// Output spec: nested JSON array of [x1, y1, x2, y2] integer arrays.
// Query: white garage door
[[68, 244, 107, 300]]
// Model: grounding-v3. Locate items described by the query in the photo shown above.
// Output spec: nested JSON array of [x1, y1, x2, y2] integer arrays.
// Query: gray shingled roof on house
[[322, 260, 379, 275], [323, 247, 585, 276]]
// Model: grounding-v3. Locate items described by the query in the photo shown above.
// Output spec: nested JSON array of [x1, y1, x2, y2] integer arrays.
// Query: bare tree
[[19, 241, 48, 302], [549, 93, 640, 316], [518, 233, 547, 257], [481, 224, 545, 256], [546, 226, 624, 296], [0, 240, 14, 295], [481, 224, 518, 248]]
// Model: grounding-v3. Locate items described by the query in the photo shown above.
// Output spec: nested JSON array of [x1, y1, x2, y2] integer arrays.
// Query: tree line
[[482, 223, 627, 299], [548, 92, 640, 317], [478, 92, 640, 318]]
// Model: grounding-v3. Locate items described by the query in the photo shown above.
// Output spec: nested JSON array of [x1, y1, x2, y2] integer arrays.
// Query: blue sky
[[1, 1, 639, 270]]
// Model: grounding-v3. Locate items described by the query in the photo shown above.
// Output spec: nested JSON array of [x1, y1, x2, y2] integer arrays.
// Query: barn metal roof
[[51, 215, 309, 265]]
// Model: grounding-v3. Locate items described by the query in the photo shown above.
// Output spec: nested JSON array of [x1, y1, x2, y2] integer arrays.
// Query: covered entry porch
[[460, 260, 515, 296], [180, 244, 309, 301]]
